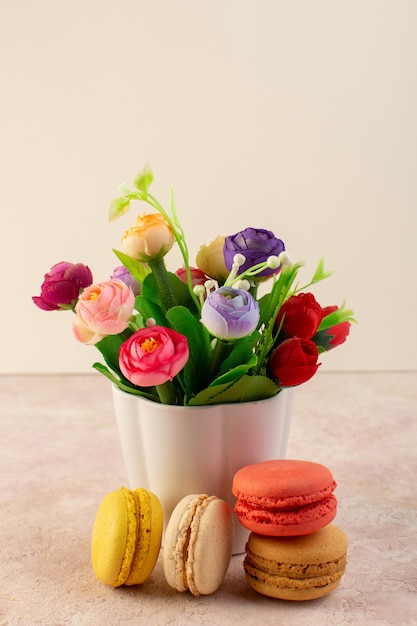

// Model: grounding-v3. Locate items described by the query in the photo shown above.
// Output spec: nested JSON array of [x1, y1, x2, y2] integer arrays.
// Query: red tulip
[[276, 293, 323, 339], [269, 337, 320, 387]]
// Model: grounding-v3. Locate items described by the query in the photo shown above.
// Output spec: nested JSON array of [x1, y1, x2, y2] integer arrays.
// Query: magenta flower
[[224, 228, 285, 277], [201, 287, 260, 340], [32, 262, 93, 311]]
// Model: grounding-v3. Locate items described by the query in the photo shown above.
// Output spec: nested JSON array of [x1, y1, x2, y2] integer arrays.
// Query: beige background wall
[[1, 0, 416, 373]]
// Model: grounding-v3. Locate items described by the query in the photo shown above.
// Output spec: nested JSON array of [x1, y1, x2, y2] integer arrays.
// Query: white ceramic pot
[[112, 386, 294, 555]]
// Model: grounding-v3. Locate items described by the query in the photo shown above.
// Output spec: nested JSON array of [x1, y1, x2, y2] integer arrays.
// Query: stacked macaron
[[91, 488, 234, 595], [232, 459, 348, 601]]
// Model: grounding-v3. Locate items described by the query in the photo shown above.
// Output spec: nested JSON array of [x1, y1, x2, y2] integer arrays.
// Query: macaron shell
[[91, 488, 136, 587], [244, 525, 348, 601], [232, 459, 336, 505], [232, 459, 337, 536], [125, 489, 163, 585], [187, 497, 233, 596], [91, 487, 162, 587], [163, 494, 233, 596]]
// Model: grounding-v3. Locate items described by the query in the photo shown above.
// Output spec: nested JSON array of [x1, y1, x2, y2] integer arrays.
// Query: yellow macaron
[[91, 486, 162, 587]]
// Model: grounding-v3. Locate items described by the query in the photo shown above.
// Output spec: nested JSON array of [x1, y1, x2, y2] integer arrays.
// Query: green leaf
[[317, 303, 356, 332], [133, 163, 154, 196], [95, 333, 126, 373], [112, 249, 150, 283], [188, 374, 280, 405], [141, 271, 197, 312], [135, 295, 169, 327], [219, 332, 260, 376], [210, 357, 257, 386], [311, 257, 332, 283], [166, 305, 212, 397], [258, 262, 302, 325], [92, 363, 158, 400], [108, 196, 131, 222]]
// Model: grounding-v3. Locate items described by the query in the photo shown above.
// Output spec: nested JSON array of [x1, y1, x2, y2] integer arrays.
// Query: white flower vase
[[112, 386, 294, 555]]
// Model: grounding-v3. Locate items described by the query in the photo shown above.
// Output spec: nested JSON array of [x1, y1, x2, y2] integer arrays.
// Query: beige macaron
[[163, 494, 233, 596]]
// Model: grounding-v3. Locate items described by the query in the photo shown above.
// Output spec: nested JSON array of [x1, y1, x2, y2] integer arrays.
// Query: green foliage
[[166, 305, 212, 400], [317, 302, 356, 331], [108, 196, 131, 222], [188, 374, 280, 405], [133, 163, 154, 196], [112, 249, 150, 283]]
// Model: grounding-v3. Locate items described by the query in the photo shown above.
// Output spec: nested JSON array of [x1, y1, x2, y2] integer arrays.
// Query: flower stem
[[146, 192, 201, 312], [156, 381, 178, 404], [207, 339, 232, 383], [149, 258, 177, 310]]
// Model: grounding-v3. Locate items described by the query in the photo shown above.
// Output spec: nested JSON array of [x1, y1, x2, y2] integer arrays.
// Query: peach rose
[[73, 279, 135, 345], [122, 212, 175, 262]]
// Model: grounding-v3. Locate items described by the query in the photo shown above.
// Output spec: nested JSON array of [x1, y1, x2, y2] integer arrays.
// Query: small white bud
[[204, 279, 217, 291], [146, 317, 156, 327], [233, 253, 246, 267], [266, 255, 280, 269], [278, 251, 292, 266], [193, 284, 205, 297], [235, 279, 251, 291]]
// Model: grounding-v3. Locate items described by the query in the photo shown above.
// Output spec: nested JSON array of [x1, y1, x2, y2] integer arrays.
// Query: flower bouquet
[[33, 164, 354, 406]]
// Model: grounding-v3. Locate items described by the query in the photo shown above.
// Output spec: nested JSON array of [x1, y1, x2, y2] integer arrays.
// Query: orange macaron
[[232, 459, 337, 536]]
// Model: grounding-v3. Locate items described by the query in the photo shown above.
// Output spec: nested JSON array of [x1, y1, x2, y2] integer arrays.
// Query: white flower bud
[[278, 251, 292, 266], [233, 253, 246, 267], [193, 284, 205, 297], [204, 279, 217, 291], [146, 317, 156, 327], [266, 255, 280, 269], [235, 279, 251, 291]]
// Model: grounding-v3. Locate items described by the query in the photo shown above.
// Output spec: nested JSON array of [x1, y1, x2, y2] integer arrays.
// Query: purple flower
[[223, 228, 285, 277], [201, 287, 260, 340], [33, 262, 93, 311], [111, 266, 141, 296]]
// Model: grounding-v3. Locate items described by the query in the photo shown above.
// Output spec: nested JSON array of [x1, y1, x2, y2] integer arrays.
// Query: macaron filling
[[233, 481, 337, 509], [115, 488, 138, 586], [235, 494, 338, 532], [172, 494, 213, 592]]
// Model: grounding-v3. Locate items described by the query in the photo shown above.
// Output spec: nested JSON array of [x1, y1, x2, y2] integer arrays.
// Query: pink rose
[[119, 326, 189, 387], [73, 279, 135, 345]]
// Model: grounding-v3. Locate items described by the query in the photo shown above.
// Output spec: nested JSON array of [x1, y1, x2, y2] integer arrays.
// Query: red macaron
[[232, 459, 338, 536]]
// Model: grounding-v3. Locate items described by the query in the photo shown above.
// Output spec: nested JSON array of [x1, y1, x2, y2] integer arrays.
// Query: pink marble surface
[[1, 372, 416, 625]]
